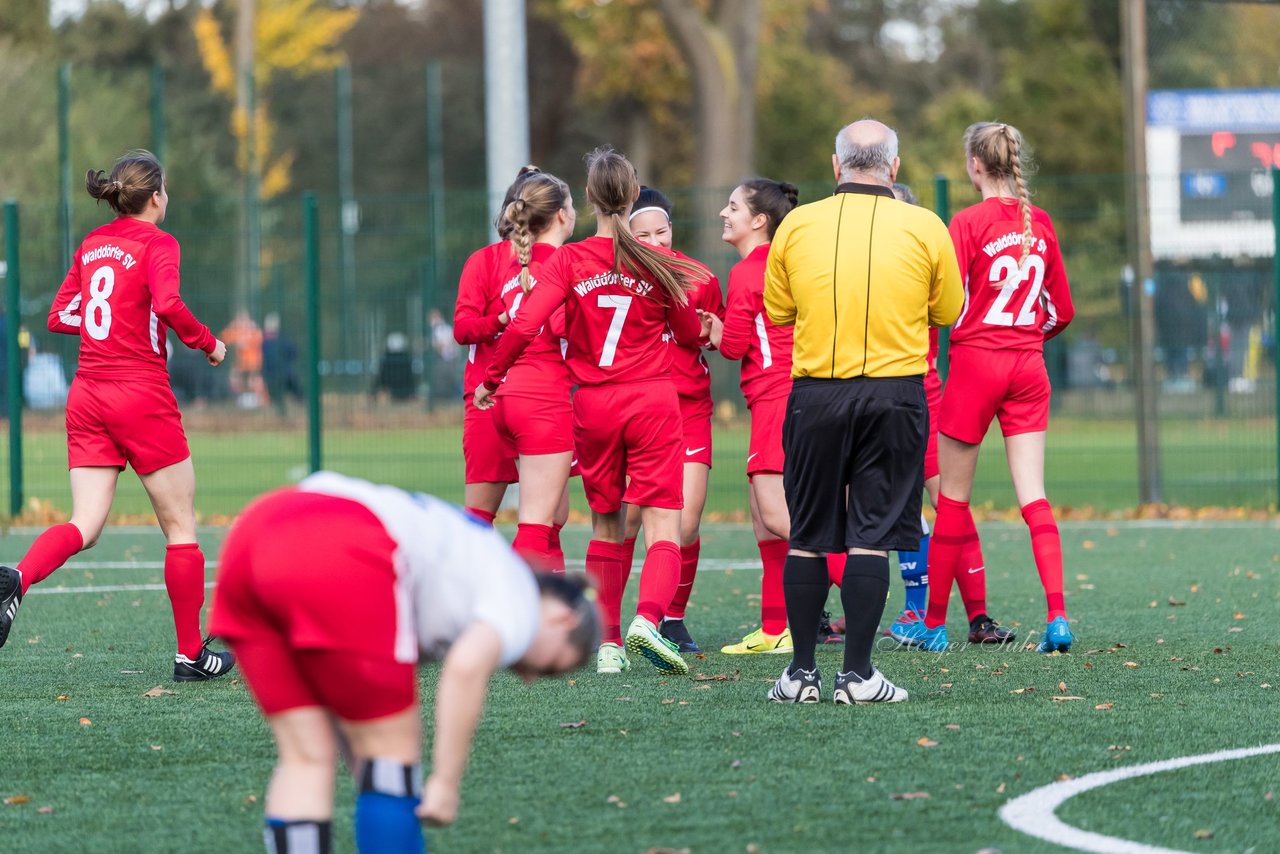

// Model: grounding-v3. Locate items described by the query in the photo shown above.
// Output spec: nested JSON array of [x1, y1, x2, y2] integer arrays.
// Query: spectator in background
[[373, 332, 417, 402], [262, 312, 301, 412], [428, 308, 460, 401], [221, 309, 265, 408]]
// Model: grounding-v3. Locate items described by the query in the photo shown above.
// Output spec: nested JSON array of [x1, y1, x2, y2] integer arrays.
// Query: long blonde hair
[[504, 172, 571, 294], [964, 122, 1035, 284], [584, 147, 704, 306]]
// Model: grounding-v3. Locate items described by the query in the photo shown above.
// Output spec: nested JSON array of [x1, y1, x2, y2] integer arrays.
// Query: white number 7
[[596, 294, 633, 367]]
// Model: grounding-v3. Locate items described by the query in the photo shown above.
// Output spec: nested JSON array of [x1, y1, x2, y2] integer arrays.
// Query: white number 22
[[982, 254, 1045, 327], [596, 294, 633, 367]]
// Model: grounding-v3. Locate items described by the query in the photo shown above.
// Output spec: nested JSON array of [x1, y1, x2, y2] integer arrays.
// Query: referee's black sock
[[783, 554, 829, 673], [841, 554, 891, 679]]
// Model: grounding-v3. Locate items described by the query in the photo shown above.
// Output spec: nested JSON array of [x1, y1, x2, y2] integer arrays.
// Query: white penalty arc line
[[999, 742, 1280, 853]]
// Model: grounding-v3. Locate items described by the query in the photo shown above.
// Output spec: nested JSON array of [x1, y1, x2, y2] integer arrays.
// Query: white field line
[[998, 742, 1280, 854]]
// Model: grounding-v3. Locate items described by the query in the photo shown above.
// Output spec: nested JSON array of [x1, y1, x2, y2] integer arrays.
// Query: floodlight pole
[[1121, 0, 1162, 504], [483, 0, 531, 240]]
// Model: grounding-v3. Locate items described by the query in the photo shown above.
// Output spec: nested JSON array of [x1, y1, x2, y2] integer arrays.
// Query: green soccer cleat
[[596, 642, 631, 674], [625, 616, 689, 675], [720, 627, 793, 655]]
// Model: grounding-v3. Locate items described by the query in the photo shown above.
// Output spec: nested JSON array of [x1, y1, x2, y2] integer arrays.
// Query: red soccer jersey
[[48, 218, 216, 381], [718, 243, 794, 406], [492, 242, 570, 399], [454, 241, 513, 401], [947, 198, 1074, 351], [484, 236, 702, 389], [664, 250, 722, 402]]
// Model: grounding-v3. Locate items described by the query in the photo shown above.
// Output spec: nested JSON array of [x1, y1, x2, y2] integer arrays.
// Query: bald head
[[833, 119, 900, 185]]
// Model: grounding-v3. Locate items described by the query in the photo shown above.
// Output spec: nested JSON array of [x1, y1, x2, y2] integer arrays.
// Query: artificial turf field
[[1, 519, 1277, 853]]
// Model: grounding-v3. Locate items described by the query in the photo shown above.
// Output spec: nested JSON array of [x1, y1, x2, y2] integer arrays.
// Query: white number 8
[[85, 265, 115, 340]]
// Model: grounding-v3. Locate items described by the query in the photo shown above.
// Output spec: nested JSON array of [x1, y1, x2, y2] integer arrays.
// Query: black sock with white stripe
[[840, 554, 890, 679], [263, 819, 332, 854]]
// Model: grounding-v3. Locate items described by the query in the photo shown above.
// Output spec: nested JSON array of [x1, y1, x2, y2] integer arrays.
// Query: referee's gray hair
[[835, 121, 899, 182]]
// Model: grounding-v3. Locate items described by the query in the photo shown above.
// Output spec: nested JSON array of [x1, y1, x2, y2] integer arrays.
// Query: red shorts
[[462, 399, 518, 484], [572, 381, 684, 513], [493, 391, 573, 456], [66, 377, 190, 474], [209, 488, 417, 720], [678, 395, 713, 468], [746, 396, 786, 478], [938, 345, 1051, 444], [924, 366, 942, 481]]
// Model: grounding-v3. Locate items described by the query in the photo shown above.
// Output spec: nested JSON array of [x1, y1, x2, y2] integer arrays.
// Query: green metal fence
[[1, 169, 1276, 517]]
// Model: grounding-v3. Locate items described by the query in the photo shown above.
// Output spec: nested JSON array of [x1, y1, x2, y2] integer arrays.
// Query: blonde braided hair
[[503, 172, 572, 294], [964, 122, 1036, 287]]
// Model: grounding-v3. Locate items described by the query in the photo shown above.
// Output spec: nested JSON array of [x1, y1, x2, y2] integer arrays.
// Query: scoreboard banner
[[1147, 89, 1278, 260]]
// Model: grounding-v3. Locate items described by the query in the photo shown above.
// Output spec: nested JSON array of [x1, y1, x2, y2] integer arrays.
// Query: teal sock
[[897, 534, 930, 614]]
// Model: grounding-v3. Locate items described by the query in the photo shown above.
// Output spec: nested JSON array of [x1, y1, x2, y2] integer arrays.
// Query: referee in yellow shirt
[[763, 119, 963, 705]]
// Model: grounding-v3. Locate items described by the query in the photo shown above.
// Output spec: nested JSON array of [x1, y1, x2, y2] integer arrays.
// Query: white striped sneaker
[[833, 667, 908, 704], [173, 639, 237, 682], [766, 666, 821, 703]]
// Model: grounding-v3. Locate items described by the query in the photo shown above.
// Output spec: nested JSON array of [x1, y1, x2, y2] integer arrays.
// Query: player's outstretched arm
[[418, 621, 504, 827]]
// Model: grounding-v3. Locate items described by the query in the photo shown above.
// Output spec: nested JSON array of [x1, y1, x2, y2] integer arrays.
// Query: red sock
[[513, 523, 556, 572], [1021, 498, 1066, 621], [953, 509, 988, 621], [165, 543, 206, 660], [17, 522, 84, 594], [758, 538, 789, 635], [636, 540, 680, 627], [825, 553, 846, 587], [586, 540, 628, 645], [925, 495, 969, 629], [548, 522, 566, 573], [464, 507, 497, 527], [621, 536, 637, 575], [666, 540, 699, 619]]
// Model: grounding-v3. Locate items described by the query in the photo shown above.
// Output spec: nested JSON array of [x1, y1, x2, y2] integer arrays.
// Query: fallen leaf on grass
[[150, 745, 163, 751], [661, 699, 675, 705], [36, 806, 53, 814], [508, 816, 519, 825], [890, 791, 930, 800], [1168, 597, 1186, 607], [944, 724, 961, 731], [941, 682, 954, 688], [1084, 661, 1094, 670], [1056, 773, 1073, 781], [1052, 696, 1086, 701], [1058, 681, 1068, 693], [916, 737, 939, 747], [1234, 612, 1246, 620], [1108, 745, 1131, 751], [55, 695, 70, 701], [1095, 703, 1115, 710], [1010, 687, 1035, 694], [4, 795, 32, 805], [606, 794, 626, 808], [996, 783, 1006, 794], [690, 671, 740, 682], [1192, 829, 1214, 840], [1123, 661, 1139, 668], [662, 792, 682, 804], [1082, 540, 1096, 550], [143, 686, 175, 698], [729, 759, 742, 770], [559, 720, 587, 729], [78, 718, 91, 726], [1265, 791, 1274, 801]]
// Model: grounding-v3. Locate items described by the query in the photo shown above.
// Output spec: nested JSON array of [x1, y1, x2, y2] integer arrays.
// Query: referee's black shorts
[[782, 375, 926, 554]]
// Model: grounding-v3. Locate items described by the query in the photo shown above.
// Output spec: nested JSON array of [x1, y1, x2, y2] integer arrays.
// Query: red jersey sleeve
[[718, 260, 756, 361], [483, 250, 570, 389], [665, 299, 702, 348], [147, 233, 216, 354], [1039, 228, 1074, 341], [48, 262, 83, 335], [696, 272, 724, 346], [453, 246, 506, 344]]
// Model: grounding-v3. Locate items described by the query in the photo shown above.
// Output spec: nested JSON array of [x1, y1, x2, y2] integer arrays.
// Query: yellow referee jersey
[[764, 182, 963, 379]]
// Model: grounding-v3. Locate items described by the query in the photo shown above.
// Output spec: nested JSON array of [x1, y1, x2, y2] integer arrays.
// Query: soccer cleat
[[0, 565, 22, 649], [173, 638, 236, 682], [833, 668, 908, 704], [720, 627, 793, 655], [968, 614, 1016, 645], [660, 619, 701, 653], [625, 616, 689, 675], [893, 620, 950, 652], [596, 642, 631, 674], [887, 609, 924, 644], [817, 611, 843, 645], [1036, 616, 1073, 654], [767, 665, 821, 703]]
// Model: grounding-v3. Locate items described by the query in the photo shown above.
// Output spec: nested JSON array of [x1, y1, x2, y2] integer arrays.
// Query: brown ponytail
[[85, 149, 164, 217], [584, 147, 704, 306], [504, 172, 572, 294], [963, 122, 1036, 286], [495, 164, 544, 241]]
